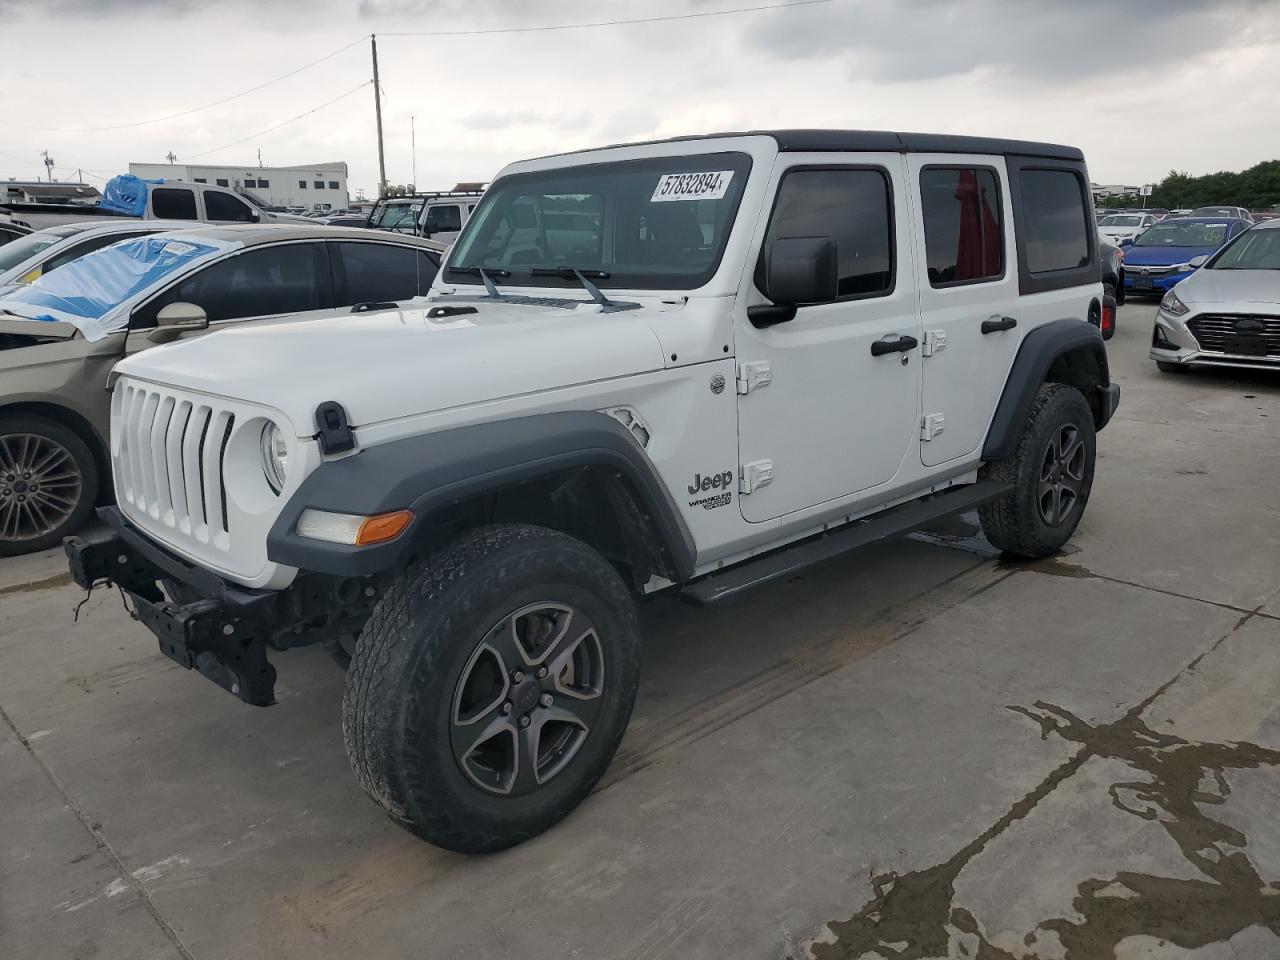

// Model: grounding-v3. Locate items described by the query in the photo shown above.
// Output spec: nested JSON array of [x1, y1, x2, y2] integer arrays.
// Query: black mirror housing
[[765, 236, 838, 306]]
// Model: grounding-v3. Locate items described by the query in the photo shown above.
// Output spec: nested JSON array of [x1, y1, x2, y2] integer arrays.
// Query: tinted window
[[151, 188, 198, 220], [133, 243, 326, 328], [204, 190, 255, 223], [760, 168, 893, 299], [299, 180, 308, 189], [0, 226, 24, 247], [314, 181, 325, 190], [334, 241, 438, 303], [920, 168, 1003, 286], [216, 179, 229, 188], [244, 179, 257, 188], [1018, 170, 1090, 273], [424, 204, 462, 233], [328, 181, 340, 190], [43, 231, 150, 273], [258, 179, 270, 189]]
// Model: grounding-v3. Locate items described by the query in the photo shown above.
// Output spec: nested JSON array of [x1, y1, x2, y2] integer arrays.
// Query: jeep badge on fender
[[68, 128, 1118, 855]]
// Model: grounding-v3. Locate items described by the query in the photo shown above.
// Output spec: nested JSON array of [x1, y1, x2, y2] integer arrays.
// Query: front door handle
[[870, 334, 919, 357], [981, 316, 1018, 334]]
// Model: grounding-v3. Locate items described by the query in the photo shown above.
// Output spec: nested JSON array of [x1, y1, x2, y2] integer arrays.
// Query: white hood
[[1178, 267, 1280, 307], [114, 297, 671, 434]]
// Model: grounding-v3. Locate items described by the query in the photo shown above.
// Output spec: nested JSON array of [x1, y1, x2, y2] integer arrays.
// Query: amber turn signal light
[[356, 510, 414, 545]]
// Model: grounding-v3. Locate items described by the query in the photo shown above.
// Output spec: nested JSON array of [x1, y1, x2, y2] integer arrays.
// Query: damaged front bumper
[[66, 507, 378, 706]]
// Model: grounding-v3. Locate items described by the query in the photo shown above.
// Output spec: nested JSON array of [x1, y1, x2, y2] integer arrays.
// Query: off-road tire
[[344, 524, 641, 853], [0, 413, 99, 557], [1156, 360, 1187, 374], [979, 383, 1096, 559]]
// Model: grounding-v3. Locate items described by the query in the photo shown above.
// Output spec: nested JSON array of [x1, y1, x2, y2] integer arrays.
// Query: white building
[[128, 161, 350, 212]]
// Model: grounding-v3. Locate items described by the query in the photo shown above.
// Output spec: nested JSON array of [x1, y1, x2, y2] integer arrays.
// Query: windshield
[[370, 200, 423, 232], [0, 235, 224, 341], [1209, 228, 1280, 270], [445, 152, 753, 290], [1133, 221, 1229, 248], [0, 228, 80, 274], [1099, 215, 1142, 227]]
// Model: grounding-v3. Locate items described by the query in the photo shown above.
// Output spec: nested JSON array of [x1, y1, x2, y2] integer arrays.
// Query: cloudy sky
[[1, 0, 1277, 196]]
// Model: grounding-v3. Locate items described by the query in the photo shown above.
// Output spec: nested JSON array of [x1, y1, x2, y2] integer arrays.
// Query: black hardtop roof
[[541, 129, 1083, 163]]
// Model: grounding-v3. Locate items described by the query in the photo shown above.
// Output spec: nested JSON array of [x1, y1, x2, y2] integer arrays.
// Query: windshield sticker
[[650, 171, 734, 203], [162, 241, 198, 256]]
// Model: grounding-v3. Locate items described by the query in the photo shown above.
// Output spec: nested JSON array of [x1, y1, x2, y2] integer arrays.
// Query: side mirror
[[750, 236, 838, 327], [148, 302, 209, 343], [1187, 255, 1208, 269]]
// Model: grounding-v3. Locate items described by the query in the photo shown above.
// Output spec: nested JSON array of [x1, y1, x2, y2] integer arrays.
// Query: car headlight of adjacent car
[[260, 422, 289, 494], [1159, 289, 1190, 317]]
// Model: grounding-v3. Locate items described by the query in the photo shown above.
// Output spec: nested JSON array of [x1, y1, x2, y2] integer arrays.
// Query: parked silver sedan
[[0, 224, 446, 555], [0, 219, 195, 288], [1151, 218, 1280, 373]]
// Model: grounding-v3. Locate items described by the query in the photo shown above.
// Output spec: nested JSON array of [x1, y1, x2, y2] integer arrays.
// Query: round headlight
[[260, 422, 288, 494]]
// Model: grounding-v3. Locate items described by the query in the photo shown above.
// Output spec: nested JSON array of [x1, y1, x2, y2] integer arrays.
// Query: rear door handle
[[870, 334, 919, 357], [981, 316, 1018, 334]]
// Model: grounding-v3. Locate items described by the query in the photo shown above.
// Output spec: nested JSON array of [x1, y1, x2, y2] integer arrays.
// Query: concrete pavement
[[2, 301, 1279, 959]]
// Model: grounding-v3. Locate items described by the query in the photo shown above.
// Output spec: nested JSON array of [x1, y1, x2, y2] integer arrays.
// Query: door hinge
[[921, 413, 945, 441], [923, 330, 948, 357], [737, 361, 772, 395], [739, 459, 774, 494]]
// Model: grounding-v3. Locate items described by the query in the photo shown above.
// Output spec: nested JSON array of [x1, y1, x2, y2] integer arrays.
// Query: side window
[[759, 168, 894, 299], [919, 167, 1004, 286], [131, 243, 326, 328], [204, 190, 255, 223], [1018, 169, 1090, 274], [424, 204, 462, 233], [43, 232, 149, 274], [334, 242, 437, 304], [151, 188, 198, 220]]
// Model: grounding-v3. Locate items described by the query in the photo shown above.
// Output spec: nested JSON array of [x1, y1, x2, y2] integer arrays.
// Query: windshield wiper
[[528, 266, 620, 308], [448, 265, 511, 298]]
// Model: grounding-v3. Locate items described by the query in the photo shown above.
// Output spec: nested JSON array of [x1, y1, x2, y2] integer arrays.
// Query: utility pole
[[371, 34, 387, 198], [41, 150, 54, 182], [411, 114, 417, 190]]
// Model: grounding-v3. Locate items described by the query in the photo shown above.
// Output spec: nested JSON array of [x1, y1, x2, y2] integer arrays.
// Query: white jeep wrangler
[[67, 130, 1119, 853]]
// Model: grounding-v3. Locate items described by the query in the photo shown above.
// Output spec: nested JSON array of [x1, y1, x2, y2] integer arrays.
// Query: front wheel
[[0, 414, 99, 557], [343, 524, 640, 853], [979, 384, 1096, 559]]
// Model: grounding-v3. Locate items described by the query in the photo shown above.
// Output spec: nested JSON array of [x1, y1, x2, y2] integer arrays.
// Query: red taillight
[[1101, 303, 1116, 335]]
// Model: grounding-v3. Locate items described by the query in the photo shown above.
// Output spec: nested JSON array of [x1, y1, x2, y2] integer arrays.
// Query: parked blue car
[[1122, 216, 1252, 296]]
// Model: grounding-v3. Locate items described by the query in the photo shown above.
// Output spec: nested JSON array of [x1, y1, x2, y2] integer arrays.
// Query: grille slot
[[1186, 314, 1280, 356]]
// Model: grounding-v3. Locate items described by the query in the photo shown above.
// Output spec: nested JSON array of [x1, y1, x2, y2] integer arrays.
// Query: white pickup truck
[[1, 180, 311, 229]]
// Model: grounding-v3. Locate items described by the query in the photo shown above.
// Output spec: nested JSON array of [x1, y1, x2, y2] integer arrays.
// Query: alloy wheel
[[450, 602, 606, 797], [0, 433, 84, 543], [1037, 422, 1086, 527]]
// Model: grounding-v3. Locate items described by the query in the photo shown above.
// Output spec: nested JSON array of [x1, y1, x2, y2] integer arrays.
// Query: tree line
[[1100, 159, 1280, 211]]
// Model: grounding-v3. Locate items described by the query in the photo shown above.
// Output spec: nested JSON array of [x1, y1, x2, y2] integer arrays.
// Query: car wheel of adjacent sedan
[[0, 414, 99, 557]]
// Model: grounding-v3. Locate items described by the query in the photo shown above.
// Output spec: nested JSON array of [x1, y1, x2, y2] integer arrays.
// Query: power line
[[381, 0, 831, 37], [0, 37, 367, 134], [183, 81, 372, 162]]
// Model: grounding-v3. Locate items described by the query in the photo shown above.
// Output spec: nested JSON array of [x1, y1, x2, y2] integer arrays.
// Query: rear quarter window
[[1018, 169, 1090, 273]]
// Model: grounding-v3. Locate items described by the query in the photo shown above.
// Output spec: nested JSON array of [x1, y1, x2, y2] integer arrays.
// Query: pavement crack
[[797, 605, 1272, 959], [0, 702, 197, 960]]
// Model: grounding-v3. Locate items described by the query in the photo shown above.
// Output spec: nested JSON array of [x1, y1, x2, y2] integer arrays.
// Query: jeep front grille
[[114, 382, 236, 544], [1186, 314, 1280, 356]]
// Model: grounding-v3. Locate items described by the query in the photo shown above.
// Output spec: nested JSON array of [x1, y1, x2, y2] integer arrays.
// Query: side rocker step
[[680, 480, 1013, 606]]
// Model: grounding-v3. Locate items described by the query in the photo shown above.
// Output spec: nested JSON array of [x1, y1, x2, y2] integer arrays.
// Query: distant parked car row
[[0, 224, 445, 555]]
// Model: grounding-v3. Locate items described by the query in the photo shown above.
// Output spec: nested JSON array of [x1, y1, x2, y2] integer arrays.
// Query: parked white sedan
[[1098, 212, 1160, 246], [1151, 218, 1279, 373], [0, 220, 194, 288]]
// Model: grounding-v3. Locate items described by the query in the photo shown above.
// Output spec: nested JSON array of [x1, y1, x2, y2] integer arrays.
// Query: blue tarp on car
[[0, 235, 229, 340], [99, 174, 163, 217]]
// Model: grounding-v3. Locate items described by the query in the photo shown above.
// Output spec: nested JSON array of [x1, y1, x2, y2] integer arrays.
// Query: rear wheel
[[0, 414, 99, 557], [979, 384, 1096, 558], [343, 524, 641, 853]]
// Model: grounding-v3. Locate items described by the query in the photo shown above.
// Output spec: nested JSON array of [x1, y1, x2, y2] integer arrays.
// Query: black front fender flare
[[266, 411, 696, 580]]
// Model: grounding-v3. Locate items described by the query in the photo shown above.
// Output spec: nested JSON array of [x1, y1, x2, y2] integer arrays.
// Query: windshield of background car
[[1191, 208, 1236, 218], [0, 225, 83, 273], [371, 200, 423, 231], [1209, 228, 1280, 270], [445, 152, 753, 290], [1100, 215, 1141, 227], [1132, 221, 1229, 248], [0, 235, 225, 341]]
